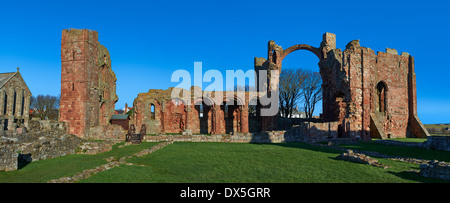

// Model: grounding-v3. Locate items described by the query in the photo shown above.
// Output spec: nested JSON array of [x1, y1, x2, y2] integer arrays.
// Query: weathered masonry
[[255, 32, 429, 140], [132, 87, 256, 135], [0, 68, 31, 134], [59, 29, 119, 138]]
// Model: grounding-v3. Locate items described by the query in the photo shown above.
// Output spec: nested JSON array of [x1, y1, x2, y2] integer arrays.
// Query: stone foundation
[[336, 149, 391, 169], [0, 137, 19, 171], [420, 160, 450, 181]]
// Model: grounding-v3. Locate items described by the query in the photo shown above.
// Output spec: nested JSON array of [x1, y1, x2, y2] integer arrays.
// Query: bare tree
[[302, 70, 322, 119], [279, 68, 308, 118], [30, 94, 60, 120]]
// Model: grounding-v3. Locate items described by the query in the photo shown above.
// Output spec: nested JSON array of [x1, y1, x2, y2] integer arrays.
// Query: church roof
[[0, 71, 17, 89]]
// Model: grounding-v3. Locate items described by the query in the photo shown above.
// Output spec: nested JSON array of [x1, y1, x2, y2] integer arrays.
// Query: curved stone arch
[[223, 95, 245, 106], [148, 100, 160, 120], [170, 97, 188, 106], [193, 96, 215, 107], [280, 44, 321, 63]]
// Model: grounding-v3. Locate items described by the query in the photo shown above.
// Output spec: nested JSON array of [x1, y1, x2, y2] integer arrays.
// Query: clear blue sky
[[0, 0, 448, 124]]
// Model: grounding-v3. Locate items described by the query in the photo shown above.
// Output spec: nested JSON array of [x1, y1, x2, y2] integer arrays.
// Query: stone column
[[23, 94, 30, 128], [184, 104, 192, 132], [210, 104, 219, 134], [240, 106, 249, 133]]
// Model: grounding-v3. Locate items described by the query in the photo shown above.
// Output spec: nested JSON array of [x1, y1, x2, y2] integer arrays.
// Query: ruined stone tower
[[60, 29, 118, 138]]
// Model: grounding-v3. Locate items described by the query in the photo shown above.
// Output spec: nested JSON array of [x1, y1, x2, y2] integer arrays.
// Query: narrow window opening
[[12, 91, 16, 116], [376, 82, 387, 113], [21, 91, 25, 116], [150, 104, 155, 120], [3, 92, 7, 115]]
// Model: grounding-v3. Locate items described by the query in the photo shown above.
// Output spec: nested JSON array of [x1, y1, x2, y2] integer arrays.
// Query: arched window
[[12, 91, 16, 115], [376, 82, 387, 113], [199, 105, 203, 118], [3, 92, 7, 115], [150, 104, 155, 120], [21, 91, 25, 116]]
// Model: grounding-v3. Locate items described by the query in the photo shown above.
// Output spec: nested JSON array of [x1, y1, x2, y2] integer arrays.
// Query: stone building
[[0, 68, 31, 133], [132, 87, 253, 135], [59, 29, 119, 138], [255, 32, 429, 140]]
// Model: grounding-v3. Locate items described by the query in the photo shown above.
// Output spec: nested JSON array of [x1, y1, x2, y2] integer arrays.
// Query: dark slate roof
[[0, 72, 16, 89], [110, 114, 129, 120]]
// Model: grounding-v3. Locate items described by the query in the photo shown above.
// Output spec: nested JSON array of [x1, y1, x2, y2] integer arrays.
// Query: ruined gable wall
[[339, 40, 415, 138]]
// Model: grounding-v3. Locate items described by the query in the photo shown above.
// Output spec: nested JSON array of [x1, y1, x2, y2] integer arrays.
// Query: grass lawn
[[0, 142, 159, 183], [1, 141, 449, 183]]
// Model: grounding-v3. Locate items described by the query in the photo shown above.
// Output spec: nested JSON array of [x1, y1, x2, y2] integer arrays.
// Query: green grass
[[1, 141, 449, 183], [0, 142, 159, 183], [81, 142, 448, 183], [383, 138, 427, 143]]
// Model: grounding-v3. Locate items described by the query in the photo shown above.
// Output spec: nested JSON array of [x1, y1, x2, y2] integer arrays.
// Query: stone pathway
[[47, 141, 173, 183]]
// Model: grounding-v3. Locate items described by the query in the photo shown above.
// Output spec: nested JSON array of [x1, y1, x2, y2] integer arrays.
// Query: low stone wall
[[18, 134, 82, 162], [374, 136, 450, 152], [336, 150, 391, 169], [144, 131, 291, 143], [0, 137, 19, 171], [420, 160, 450, 181], [426, 136, 450, 151], [88, 124, 126, 141], [77, 140, 119, 155], [143, 126, 341, 144], [374, 140, 426, 148], [0, 119, 83, 171]]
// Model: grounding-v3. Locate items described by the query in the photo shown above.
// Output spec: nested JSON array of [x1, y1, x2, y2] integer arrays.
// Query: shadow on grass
[[17, 153, 32, 170]]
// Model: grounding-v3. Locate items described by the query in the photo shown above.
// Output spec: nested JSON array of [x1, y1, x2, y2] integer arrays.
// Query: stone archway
[[255, 33, 337, 131]]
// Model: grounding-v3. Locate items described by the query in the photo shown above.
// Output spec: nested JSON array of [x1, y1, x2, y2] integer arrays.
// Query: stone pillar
[[23, 94, 30, 128], [240, 106, 249, 133], [184, 104, 192, 132]]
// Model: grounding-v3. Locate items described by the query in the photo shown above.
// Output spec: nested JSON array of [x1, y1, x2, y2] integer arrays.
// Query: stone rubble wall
[[0, 137, 19, 171], [0, 120, 83, 171], [336, 149, 391, 169], [374, 136, 450, 152], [420, 161, 450, 181], [88, 124, 126, 141], [426, 136, 450, 151], [77, 140, 119, 155]]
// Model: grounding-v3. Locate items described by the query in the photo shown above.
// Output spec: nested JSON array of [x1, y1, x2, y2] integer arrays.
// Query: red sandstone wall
[[60, 29, 117, 138]]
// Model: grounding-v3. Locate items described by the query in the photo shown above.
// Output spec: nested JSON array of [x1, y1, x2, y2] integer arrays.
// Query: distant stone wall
[[143, 122, 340, 143], [144, 131, 289, 143], [426, 136, 450, 151]]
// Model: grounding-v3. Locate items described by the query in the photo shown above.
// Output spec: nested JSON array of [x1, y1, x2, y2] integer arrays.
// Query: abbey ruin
[[56, 29, 429, 142], [0, 29, 439, 172]]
